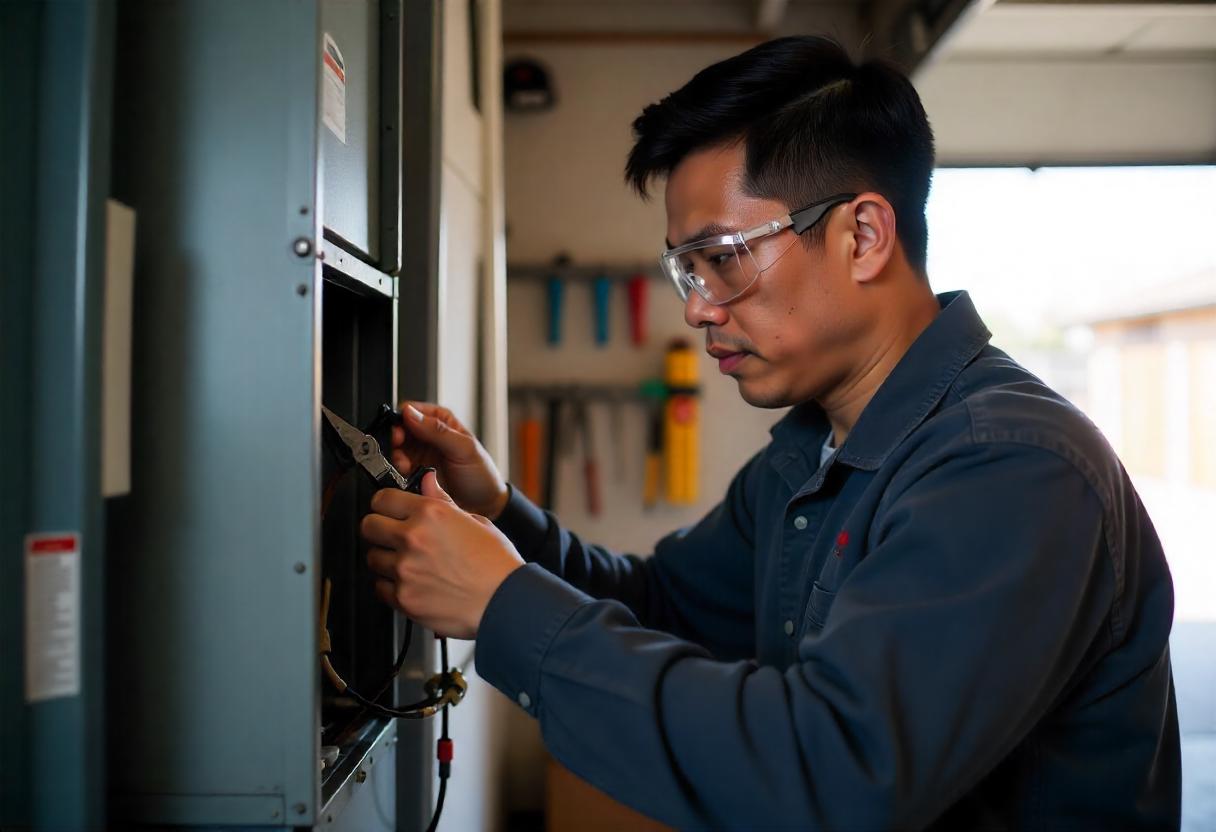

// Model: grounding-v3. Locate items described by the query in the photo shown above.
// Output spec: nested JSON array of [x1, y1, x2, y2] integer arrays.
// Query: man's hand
[[361, 470, 524, 639], [391, 402, 510, 520]]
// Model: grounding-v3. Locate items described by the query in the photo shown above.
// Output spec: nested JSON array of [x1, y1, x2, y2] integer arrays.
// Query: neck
[[820, 284, 940, 446]]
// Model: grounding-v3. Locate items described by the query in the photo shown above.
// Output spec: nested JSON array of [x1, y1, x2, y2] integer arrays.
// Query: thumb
[[420, 470, 455, 504], [404, 406, 471, 459]]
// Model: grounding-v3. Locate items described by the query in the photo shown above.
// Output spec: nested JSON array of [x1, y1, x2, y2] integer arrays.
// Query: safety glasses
[[660, 193, 857, 305]]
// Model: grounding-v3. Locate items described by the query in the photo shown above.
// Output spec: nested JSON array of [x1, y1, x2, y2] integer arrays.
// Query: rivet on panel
[[294, 562, 306, 574]]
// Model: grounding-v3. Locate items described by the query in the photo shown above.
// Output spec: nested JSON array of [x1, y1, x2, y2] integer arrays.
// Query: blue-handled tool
[[593, 274, 612, 346], [547, 275, 564, 346]]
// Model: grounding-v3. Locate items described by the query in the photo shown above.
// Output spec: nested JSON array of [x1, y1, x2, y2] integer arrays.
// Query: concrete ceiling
[[502, 0, 980, 72], [920, 2, 1216, 164], [947, 2, 1216, 56], [502, 0, 1216, 164]]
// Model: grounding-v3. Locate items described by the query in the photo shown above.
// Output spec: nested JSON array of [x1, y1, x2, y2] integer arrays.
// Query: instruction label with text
[[322, 33, 347, 144], [24, 533, 81, 702]]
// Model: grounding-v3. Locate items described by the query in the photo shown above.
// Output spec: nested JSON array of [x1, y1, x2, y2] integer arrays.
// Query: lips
[[710, 349, 748, 374], [718, 353, 747, 373]]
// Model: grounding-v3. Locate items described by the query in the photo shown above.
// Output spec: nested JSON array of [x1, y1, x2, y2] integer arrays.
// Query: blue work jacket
[[477, 291, 1181, 830]]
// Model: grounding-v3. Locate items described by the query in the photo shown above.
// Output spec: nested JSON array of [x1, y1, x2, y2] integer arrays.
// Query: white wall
[[503, 43, 788, 558], [435, 2, 508, 830]]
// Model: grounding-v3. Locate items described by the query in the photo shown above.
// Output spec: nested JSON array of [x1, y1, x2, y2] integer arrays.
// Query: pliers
[[321, 404, 431, 494]]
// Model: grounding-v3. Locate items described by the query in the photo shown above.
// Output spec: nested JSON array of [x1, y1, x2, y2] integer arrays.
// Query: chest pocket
[[805, 581, 836, 630]]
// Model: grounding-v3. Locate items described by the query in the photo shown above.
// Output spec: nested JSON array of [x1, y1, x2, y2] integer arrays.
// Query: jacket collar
[[770, 291, 991, 472]]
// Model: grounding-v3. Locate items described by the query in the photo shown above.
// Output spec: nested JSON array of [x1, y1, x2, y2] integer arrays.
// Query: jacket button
[[784, 619, 795, 636], [793, 515, 808, 530], [518, 692, 531, 709]]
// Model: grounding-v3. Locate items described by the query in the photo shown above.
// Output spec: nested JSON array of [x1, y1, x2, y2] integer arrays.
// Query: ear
[[846, 194, 897, 286]]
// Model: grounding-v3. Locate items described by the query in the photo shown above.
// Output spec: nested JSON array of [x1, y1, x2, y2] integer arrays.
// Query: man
[[360, 36, 1181, 830]]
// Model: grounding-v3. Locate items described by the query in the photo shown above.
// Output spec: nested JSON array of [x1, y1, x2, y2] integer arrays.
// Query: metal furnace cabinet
[[106, 1, 442, 828]]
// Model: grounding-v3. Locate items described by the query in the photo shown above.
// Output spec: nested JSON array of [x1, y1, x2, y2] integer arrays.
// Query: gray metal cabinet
[[105, 1, 439, 828]]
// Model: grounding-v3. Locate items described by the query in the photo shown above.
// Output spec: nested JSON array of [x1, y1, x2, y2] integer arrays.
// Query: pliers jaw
[[321, 404, 431, 493]]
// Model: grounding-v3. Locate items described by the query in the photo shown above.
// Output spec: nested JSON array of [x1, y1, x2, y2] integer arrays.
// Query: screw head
[[296, 283, 309, 296], [355, 768, 367, 784], [292, 237, 313, 257], [294, 562, 306, 574], [294, 802, 307, 815]]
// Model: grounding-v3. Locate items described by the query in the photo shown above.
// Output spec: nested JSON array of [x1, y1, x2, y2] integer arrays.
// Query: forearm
[[491, 483, 664, 624]]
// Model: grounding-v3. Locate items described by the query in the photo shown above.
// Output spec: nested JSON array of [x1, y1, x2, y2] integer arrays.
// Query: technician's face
[[664, 144, 866, 408]]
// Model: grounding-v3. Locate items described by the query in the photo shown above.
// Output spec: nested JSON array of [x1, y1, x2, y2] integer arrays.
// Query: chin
[[735, 377, 797, 409]]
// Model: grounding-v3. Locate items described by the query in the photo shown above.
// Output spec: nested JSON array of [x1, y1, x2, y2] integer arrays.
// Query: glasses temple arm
[[789, 194, 858, 235]]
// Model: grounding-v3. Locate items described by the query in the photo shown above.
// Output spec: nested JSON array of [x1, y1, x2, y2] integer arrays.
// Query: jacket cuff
[[475, 563, 590, 716], [491, 483, 553, 563]]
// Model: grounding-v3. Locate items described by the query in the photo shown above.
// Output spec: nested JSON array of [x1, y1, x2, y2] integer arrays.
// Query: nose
[[683, 290, 729, 329]]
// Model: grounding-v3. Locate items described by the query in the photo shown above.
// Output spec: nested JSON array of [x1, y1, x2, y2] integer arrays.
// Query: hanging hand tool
[[546, 254, 571, 346], [547, 275, 564, 346], [518, 398, 543, 503], [628, 273, 648, 346], [593, 273, 612, 346], [608, 395, 626, 482], [640, 379, 666, 510], [573, 398, 601, 516], [664, 340, 700, 505], [541, 396, 563, 510]]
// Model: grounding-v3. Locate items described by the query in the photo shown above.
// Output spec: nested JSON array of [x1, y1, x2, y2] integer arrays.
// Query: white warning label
[[24, 533, 81, 703], [322, 32, 347, 144]]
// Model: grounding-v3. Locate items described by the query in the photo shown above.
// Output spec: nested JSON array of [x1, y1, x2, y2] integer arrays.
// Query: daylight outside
[[927, 165, 1216, 831]]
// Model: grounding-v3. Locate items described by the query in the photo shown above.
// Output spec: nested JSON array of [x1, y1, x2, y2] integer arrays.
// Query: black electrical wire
[[370, 618, 413, 702]]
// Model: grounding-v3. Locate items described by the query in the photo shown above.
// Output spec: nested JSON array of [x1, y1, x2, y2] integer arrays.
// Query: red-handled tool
[[627, 274, 648, 346]]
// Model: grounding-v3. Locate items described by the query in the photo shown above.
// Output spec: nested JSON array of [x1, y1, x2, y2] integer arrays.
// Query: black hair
[[626, 36, 935, 272]]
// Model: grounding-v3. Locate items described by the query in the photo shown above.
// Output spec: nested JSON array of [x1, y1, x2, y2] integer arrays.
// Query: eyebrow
[[665, 221, 736, 250]]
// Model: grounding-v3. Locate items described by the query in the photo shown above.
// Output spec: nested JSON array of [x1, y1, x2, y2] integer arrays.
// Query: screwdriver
[[627, 273, 648, 346], [593, 273, 612, 346], [518, 399, 542, 503], [640, 379, 666, 510], [573, 398, 601, 516]]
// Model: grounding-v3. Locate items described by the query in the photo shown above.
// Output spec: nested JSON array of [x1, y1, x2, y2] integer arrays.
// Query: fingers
[[367, 546, 400, 581], [361, 512, 409, 548], [362, 486, 458, 551], [398, 400, 462, 427], [374, 578, 398, 610], [390, 449, 412, 475], [397, 401, 476, 458], [368, 487, 428, 520]]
